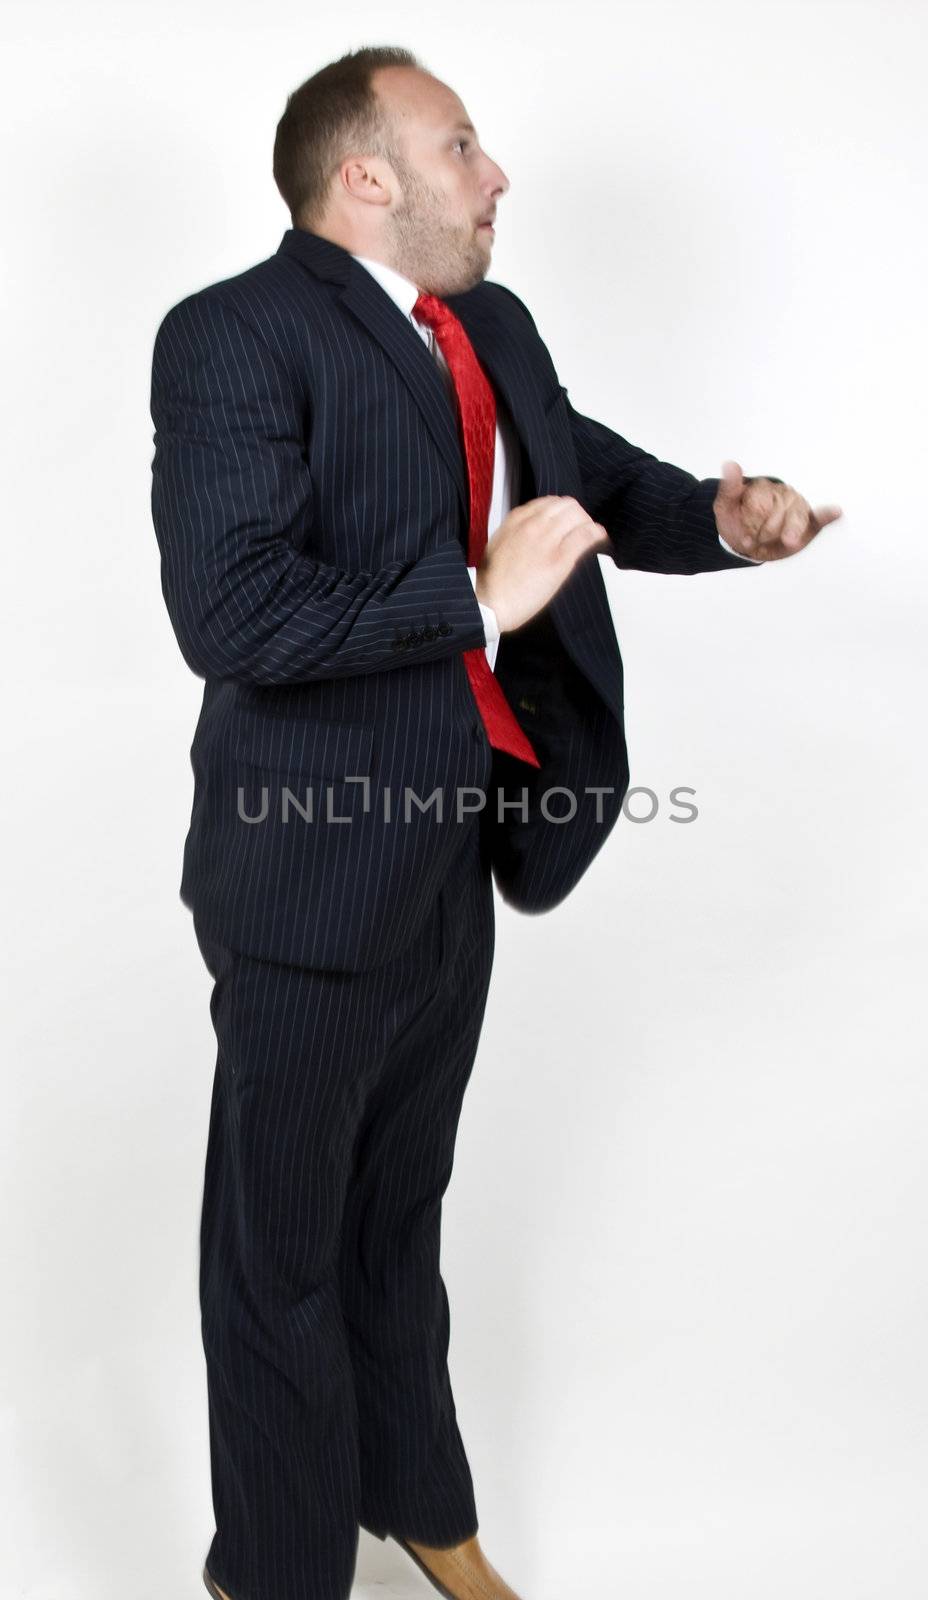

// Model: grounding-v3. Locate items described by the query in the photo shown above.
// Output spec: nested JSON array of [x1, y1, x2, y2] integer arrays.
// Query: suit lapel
[[445, 289, 559, 498], [448, 288, 625, 724], [339, 270, 470, 516], [275, 228, 554, 512], [277, 229, 468, 518]]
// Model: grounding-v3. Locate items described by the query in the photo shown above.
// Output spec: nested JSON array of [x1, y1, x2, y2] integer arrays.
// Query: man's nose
[[483, 155, 510, 197]]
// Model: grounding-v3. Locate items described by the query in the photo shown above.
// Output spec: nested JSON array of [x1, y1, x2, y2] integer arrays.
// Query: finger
[[571, 519, 610, 549], [550, 496, 588, 521], [717, 460, 744, 502], [560, 520, 610, 559], [547, 495, 586, 525], [810, 504, 843, 530], [556, 505, 609, 546], [754, 498, 790, 544], [782, 507, 810, 550], [768, 494, 811, 548], [742, 496, 778, 545], [524, 495, 568, 517]]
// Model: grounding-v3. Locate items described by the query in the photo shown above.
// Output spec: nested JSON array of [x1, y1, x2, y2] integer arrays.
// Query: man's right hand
[[474, 496, 611, 633]]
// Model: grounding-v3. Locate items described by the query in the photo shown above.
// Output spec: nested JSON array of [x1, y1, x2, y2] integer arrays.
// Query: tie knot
[[412, 291, 455, 332]]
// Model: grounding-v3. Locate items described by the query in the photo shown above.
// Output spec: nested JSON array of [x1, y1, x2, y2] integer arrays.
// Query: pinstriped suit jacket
[[149, 225, 754, 971]]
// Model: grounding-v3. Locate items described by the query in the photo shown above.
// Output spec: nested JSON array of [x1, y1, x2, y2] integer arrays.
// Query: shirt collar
[[350, 252, 421, 319]]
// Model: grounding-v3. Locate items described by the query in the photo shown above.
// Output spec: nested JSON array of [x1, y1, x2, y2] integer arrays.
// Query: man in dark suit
[[149, 43, 841, 1600]]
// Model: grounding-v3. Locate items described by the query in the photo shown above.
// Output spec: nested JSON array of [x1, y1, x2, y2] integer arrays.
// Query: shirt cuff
[[718, 532, 762, 564], [466, 566, 501, 643]]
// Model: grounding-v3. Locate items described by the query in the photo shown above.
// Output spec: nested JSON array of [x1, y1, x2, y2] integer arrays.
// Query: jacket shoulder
[[152, 249, 326, 344], [483, 279, 539, 331], [151, 252, 320, 380]]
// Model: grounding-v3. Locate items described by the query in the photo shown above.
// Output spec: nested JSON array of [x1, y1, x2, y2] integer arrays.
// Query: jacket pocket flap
[[228, 712, 375, 780]]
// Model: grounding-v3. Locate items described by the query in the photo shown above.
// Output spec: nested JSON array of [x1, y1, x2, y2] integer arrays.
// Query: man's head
[[273, 46, 510, 295]]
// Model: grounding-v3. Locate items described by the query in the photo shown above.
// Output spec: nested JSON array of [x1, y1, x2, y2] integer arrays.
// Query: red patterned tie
[[412, 291, 540, 769]]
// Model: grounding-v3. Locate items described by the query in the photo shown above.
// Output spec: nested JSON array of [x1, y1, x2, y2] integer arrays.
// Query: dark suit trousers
[[194, 815, 495, 1600]]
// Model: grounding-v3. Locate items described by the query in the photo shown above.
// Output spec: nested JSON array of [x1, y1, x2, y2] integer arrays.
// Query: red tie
[[412, 291, 540, 769]]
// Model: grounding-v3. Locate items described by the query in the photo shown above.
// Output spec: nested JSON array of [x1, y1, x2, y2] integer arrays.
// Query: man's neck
[[300, 225, 415, 286]]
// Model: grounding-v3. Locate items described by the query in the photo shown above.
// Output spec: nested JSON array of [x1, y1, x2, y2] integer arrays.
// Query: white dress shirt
[[350, 252, 756, 675]]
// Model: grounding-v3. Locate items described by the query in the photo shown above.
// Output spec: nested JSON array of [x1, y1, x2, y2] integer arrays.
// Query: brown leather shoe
[[394, 1531, 525, 1600]]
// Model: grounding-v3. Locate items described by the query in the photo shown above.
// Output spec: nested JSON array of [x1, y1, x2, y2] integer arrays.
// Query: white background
[[2, 2, 927, 1596]]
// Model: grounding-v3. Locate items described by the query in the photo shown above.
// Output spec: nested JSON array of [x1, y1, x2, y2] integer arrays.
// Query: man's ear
[[337, 155, 394, 207]]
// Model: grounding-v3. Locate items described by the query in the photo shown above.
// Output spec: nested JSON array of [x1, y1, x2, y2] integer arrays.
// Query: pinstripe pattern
[[149, 225, 755, 974], [148, 226, 757, 1600], [196, 817, 493, 1599]]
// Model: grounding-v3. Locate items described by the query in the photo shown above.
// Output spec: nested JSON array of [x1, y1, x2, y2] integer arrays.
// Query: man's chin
[[423, 245, 489, 297], [458, 253, 490, 292]]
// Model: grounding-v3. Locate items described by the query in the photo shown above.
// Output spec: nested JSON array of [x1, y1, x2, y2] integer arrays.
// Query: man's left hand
[[713, 460, 843, 560]]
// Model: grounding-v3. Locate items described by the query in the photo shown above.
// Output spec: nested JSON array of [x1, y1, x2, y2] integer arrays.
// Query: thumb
[[810, 504, 844, 529], [717, 460, 744, 502]]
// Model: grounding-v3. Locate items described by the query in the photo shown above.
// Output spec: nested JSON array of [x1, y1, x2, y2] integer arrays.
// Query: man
[[149, 44, 841, 1600]]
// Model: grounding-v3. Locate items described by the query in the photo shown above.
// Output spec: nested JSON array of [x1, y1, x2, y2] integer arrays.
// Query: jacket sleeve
[[149, 291, 487, 683], [559, 389, 762, 575], [495, 284, 761, 577]]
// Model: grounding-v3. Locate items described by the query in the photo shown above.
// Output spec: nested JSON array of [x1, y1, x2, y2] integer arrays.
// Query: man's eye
[[452, 139, 469, 154]]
